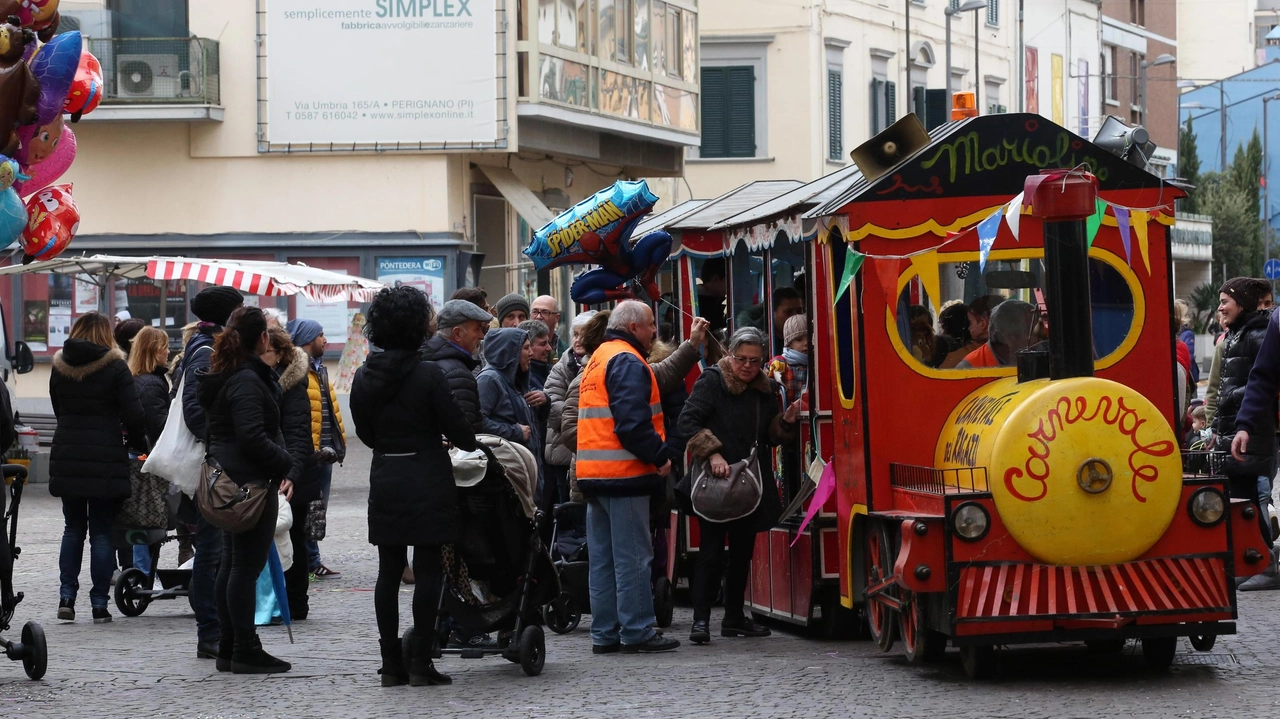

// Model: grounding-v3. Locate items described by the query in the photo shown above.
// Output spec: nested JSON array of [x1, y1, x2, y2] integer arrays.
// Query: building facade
[[1099, 0, 1178, 175]]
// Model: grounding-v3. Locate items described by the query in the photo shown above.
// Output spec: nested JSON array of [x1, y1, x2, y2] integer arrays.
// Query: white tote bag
[[141, 372, 204, 498]]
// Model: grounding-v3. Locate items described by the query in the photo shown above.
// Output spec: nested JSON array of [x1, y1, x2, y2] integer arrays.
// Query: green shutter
[[870, 78, 882, 134], [987, 0, 999, 25], [885, 80, 897, 125], [829, 70, 843, 161], [726, 66, 756, 157], [912, 85, 927, 120], [926, 88, 948, 130], [700, 67, 727, 157]]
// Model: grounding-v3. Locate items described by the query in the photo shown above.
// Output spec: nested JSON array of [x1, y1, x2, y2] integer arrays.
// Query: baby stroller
[[111, 463, 191, 617], [0, 464, 46, 680], [403, 435, 559, 677], [543, 499, 675, 634]]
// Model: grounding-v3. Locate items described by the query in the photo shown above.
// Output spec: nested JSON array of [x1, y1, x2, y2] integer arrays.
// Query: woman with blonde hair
[[127, 326, 172, 575], [50, 311, 149, 624]]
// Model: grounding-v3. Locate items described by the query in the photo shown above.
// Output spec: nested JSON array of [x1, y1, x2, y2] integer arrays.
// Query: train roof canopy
[[668, 180, 802, 231], [710, 163, 864, 232], [805, 113, 1176, 218], [633, 199, 709, 238]]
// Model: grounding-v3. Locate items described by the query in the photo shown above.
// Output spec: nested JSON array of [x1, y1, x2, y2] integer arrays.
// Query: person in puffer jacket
[[476, 328, 539, 454], [420, 299, 494, 433]]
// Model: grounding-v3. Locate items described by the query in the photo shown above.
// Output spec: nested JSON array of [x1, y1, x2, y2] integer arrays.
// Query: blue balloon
[[28, 31, 83, 127], [523, 180, 658, 271], [0, 187, 25, 248]]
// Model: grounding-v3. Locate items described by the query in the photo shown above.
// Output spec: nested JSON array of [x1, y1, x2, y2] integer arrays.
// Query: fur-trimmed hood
[[647, 339, 675, 364], [278, 347, 309, 392], [52, 340, 126, 381], [714, 355, 771, 395]]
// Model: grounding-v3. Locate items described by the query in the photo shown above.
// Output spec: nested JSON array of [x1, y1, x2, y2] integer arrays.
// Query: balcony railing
[[87, 37, 220, 106]]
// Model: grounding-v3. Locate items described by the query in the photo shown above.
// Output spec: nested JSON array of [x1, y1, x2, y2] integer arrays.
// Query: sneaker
[[721, 617, 771, 638], [621, 634, 680, 653], [312, 565, 340, 579], [56, 599, 74, 621], [92, 607, 112, 624], [447, 630, 498, 650], [592, 642, 621, 654]]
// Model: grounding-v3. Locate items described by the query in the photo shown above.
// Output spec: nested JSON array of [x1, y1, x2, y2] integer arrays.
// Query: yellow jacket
[[305, 366, 346, 453]]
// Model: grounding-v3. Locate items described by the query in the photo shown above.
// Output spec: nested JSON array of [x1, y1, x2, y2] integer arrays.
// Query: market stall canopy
[[0, 255, 384, 302]]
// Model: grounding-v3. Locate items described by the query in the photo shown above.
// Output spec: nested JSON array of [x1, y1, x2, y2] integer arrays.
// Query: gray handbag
[[687, 401, 763, 523]]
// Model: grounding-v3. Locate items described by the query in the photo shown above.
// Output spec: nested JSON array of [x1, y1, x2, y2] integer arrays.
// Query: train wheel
[[1189, 634, 1216, 652], [1141, 637, 1177, 670], [899, 591, 946, 664], [959, 645, 997, 679], [864, 522, 896, 652]]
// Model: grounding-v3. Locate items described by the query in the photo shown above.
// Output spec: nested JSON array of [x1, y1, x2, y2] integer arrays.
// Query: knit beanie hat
[[494, 292, 531, 323], [1219, 277, 1272, 313], [784, 314, 808, 347], [191, 286, 245, 326]]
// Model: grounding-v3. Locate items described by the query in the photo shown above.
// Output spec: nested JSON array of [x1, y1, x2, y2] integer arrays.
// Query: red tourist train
[[642, 113, 1269, 677]]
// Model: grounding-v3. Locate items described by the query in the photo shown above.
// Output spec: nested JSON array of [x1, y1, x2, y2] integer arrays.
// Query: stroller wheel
[[653, 577, 674, 629], [113, 568, 151, 617], [21, 621, 46, 680], [518, 625, 545, 677], [543, 593, 581, 635]]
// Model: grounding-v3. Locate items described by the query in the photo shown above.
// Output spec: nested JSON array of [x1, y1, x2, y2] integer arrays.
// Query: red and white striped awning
[[146, 258, 383, 302], [0, 255, 384, 303]]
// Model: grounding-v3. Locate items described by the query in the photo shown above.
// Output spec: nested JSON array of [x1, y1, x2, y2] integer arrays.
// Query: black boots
[[379, 638, 409, 687], [230, 635, 291, 674], [409, 635, 451, 686], [690, 620, 711, 645], [721, 616, 771, 638], [216, 636, 234, 672]]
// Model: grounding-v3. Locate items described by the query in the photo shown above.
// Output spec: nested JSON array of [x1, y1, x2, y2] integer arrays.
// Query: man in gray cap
[[421, 299, 495, 431], [288, 318, 347, 580]]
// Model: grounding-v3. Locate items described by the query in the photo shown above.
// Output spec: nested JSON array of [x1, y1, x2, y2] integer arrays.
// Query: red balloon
[[63, 50, 102, 121], [21, 183, 78, 263]]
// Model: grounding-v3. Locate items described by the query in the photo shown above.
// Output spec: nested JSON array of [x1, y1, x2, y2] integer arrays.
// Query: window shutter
[[829, 70, 843, 161], [912, 85, 928, 118], [700, 67, 727, 157], [870, 78, 882, 135], [926, 88, 948, 130], [725, 66, 756, 157], [988, 0, 999, 25], [885, 80, 897, 125]]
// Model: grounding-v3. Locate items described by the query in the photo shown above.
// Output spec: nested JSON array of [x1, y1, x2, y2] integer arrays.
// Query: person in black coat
[[419, 299, 494, 433], [266, 328, 317, 619], [351, 287, 477, 687], [196, 307, 296, 674], [50, 312, 148, 624], [678, 327, 799, 645]]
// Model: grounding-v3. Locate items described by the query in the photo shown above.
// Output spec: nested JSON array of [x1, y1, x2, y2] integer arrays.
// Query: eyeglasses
[[731, 355, 763, 366], [531, 308, 561, 318]]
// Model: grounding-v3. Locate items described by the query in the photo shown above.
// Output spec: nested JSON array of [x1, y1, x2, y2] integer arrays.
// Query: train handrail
[[888, 463, 988, 495]]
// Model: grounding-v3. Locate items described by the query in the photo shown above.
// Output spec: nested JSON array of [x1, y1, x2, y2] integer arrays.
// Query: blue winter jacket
[[180, 324, 218, 438], [476, 328, 541, 459]]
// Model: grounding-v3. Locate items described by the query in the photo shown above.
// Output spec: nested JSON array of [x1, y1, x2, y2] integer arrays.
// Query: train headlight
[[952, 502, 990, 541], [1188, 488, 1226, 527]]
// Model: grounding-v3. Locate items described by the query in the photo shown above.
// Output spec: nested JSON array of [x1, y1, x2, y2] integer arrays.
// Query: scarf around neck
[[783, 347, 809, 366]]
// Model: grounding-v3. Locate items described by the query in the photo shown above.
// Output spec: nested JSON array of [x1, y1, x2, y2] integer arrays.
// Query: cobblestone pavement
[[1, 442, 1279, 718]]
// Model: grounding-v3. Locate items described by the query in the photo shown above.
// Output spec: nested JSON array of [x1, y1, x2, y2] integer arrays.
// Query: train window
[[729, 243, 766, 333], [892, 250, 1138, 374], [656, 262, 679, 343], [829, 233, 857, 405], [691, 256, 729, 340]]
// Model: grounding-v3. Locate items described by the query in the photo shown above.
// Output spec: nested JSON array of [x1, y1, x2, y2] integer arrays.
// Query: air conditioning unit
[[116, 55, 181, 99]]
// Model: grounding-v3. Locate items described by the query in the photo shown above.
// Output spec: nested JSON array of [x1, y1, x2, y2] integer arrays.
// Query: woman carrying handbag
[[678, 327, 799, 645]]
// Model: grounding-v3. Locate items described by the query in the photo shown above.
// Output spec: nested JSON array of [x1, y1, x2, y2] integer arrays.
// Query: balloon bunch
[[522, 180, 673, 304], [0, 1, 97, 263]]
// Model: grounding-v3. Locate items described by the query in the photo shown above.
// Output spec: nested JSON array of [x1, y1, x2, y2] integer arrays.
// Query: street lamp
[[945, 0, 986, 114], [1180, 77, 1229, 169]]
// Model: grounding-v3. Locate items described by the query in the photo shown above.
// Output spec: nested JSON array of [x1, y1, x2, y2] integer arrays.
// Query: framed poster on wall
[[376, 257, 447, 309]]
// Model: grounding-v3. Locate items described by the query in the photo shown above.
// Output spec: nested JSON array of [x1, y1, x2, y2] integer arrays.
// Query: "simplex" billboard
[[264, 0, 504, 149]]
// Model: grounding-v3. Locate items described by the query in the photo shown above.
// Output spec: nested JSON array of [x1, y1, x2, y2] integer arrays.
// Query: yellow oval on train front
[[937, 376, 1182, 565]]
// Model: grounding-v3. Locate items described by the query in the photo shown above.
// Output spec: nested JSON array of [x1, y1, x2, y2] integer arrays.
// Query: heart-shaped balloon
[[26, 29, 80, 127], [21, 182, 78, 263], [14, 123, 74, 196]]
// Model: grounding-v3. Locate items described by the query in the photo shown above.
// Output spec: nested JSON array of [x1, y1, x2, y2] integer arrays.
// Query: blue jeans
[[133, 545, 153, 576], [189, 510, 223, 643], [59, 498, 116, 610], [305, 464, 333, 572], [586, 495, 657, 647]]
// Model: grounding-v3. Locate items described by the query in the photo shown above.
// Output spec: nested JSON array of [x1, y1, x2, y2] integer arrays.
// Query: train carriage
[[655, 112, 1271, 678]]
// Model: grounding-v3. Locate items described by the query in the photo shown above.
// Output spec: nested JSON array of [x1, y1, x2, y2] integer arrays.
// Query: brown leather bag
[[196, 458, 270, 533]]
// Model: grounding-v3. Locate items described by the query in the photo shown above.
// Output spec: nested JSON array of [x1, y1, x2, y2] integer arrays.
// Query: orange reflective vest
[[962, 343, 1001, 368], [576, 339, 666, 484]]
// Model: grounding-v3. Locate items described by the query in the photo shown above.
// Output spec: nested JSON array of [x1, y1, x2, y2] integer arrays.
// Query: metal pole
[[945, 14, 952, 100], [1018, 0, 1025, 111], [1043, 219, 1095, 378], [974, 11, 981, 113], [1221, 82, 1227, 171], [905, 0, 910, 120], [1140, 61, 1147, 124]]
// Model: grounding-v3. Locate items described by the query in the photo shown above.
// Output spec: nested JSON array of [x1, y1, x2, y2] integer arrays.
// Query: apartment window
[[665, 5, 683, 78], [1104, 45, 1118, 103], [828, 69, 843, 161], [871, 78, 897, 135], [1130, 0, 1145, 27], [701, 66, 756, 158], [986, 0, 999, 26], [1129, 52, 1139, 105], [615, 0, 634, 63]]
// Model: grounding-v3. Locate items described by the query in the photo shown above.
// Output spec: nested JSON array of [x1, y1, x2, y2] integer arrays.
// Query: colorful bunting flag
[[908, 249, 942, 314], [875, 257, 906, 307], [1004, 192, 1024, 241], [1132, 209, 1152, 273], [1085, 198, 1106, 247], [1113, 205, 1132, 266], [834, 246, 864, 304], [976, 209, 1003, 272]]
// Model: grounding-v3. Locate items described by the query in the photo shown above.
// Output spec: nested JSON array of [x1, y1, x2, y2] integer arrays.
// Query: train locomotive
[[649, 112, 1269, 678]]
